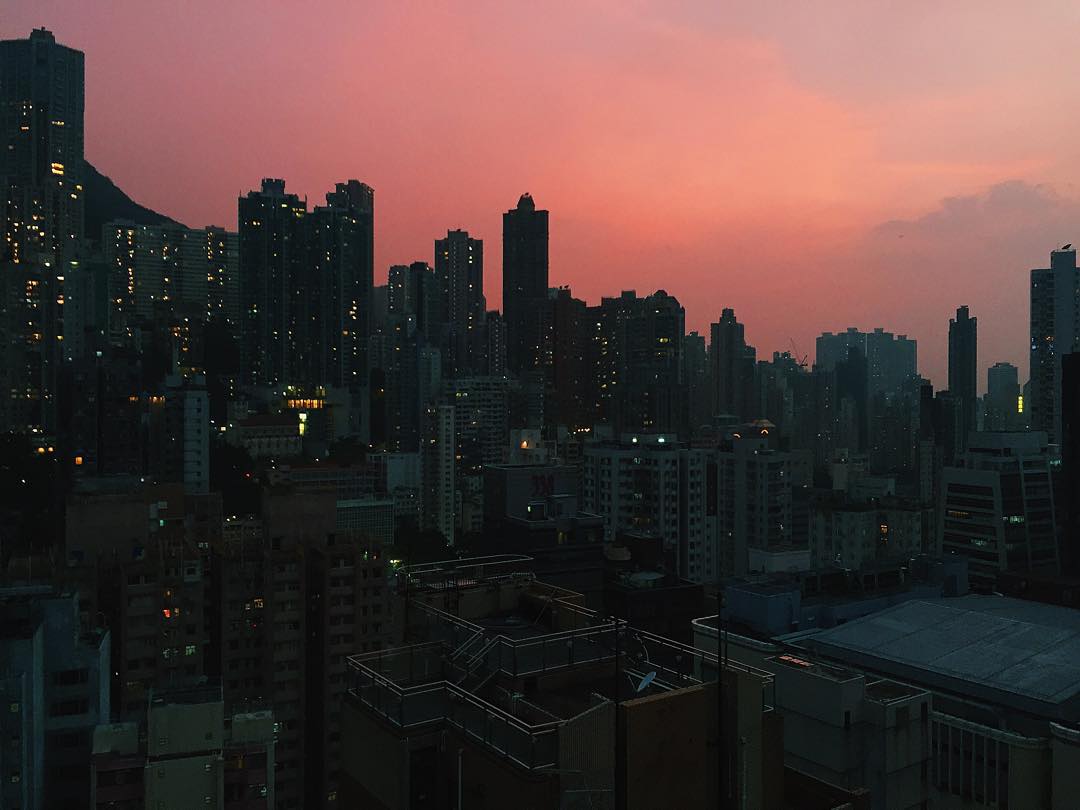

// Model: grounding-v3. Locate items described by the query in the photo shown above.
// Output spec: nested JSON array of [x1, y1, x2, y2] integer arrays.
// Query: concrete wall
[[339, 697, 408, 810], [1051, 723, 1080, 810], [148, 700, 224, 756], [144, 752, 223, 810], [621, 685, 708, 810]]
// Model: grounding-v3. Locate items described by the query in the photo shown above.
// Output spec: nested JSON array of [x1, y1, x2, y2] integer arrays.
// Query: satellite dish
[[635, 671, 657, 693]]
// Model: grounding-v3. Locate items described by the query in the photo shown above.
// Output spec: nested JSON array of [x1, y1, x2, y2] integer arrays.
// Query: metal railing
[[347, 646, 560, 770], [347, 575, 777, 770]]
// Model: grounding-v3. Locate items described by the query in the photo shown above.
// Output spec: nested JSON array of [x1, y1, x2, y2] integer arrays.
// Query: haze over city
[[12, 0, 1080, 387]]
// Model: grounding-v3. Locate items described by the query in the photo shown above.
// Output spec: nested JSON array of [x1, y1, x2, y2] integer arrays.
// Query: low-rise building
[[339, 556, 786, 809], [795, 595, 1080, 809]]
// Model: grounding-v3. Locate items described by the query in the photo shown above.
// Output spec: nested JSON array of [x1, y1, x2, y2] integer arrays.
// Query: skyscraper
[[710, 308, 756, 420], [1, 29, 86, 433], [1, 28, 85, 262], [1030, 246, 1079, 443], [238, 179, 308, 388], [502, 193, 549, 375], [939, 432, 1060, 590], [435, 229, 484, 374], [308, 180, 374, 395], [1062, 353, 1080, 574], [815, 327, 917, 397], [985, 361, 1020, 431], [948, 305, 977, 447]]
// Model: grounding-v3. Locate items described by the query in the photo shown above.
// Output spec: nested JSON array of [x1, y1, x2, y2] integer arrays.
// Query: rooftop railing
[[348, 564, 776, 770]]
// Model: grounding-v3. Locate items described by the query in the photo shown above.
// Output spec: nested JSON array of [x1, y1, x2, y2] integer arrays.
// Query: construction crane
[[788, 338, 809, 369]]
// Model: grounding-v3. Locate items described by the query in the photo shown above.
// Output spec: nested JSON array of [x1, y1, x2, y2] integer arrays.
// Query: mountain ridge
[[83, 160, 183, 242]]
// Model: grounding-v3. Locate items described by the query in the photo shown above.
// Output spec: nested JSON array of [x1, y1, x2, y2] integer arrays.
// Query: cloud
[[853, 181, 1080, 387]]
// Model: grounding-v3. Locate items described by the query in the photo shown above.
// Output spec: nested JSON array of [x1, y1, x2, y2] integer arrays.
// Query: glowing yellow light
[[1017, 395, 1024, 414]]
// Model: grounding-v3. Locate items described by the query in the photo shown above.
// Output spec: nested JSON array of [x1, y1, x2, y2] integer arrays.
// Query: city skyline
[[11, 2, 1080, 387], [7, 15, 1080, 810]]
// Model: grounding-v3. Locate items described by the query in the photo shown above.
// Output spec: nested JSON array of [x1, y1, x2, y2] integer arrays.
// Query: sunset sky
[[12, 0, 1080, 389]]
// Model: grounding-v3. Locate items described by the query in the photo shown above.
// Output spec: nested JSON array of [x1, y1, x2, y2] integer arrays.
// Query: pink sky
[[11, 0, 1080, 389]]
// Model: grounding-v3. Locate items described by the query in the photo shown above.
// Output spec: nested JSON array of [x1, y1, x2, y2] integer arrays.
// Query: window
[[52, 668, 89, 686], [50, 699, 88, 717]]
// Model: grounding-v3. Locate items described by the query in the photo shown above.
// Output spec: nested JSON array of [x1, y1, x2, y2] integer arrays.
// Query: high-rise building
[[445, 375, 509, 467], [710, 428, 794, 577], [815, 327, 917, 397], [502, 193, 549, 375], [587, 290, 687, 434], [102, 220, 240, 350], [421, 403, 455, 545], [1061, 353, 1080, 575], [64, 485, 219, 718], [238, 179, 308, 388], [238, 179, 373, 406], [985, 361, 1020, 431], [939, 432, 1059, 590], [0, 587, 110, 810], [710, 308, 756, 420], [1, 28, 85, 262], [434, 229, 484, 374], [948, 305, 977, 447], [623, 290, 685, 435], [1, 29, 86, 433], [308, 180, 374, 397], [161, 372, 210, 494], [209, 489, 393, 810], [546, 288, 589, 430], [1030, 246, 1080, 443], [683, 331, 709, 432], [483, 309, 506, 377], [387, 261, 438, 342], [582, 434, 700, 579]]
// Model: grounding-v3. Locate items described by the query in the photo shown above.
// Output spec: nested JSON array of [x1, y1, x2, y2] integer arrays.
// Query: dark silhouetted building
[[435, 229, 484, 375], [388, 261, 438, 342], [710, 308, 756, 420], [308, 180, 375, 400], [503, 193, 549, 375], [1062, 352, 1080, 574], [815, 328, 916, 398], [1, 28, 86, 434], [238, 179, 308, 388], [1030, 246, 1079, 444], [1, 28, 85, 261], [985, 361, 1020, 431], [939, 432, 1059, 590], [948, 305, 977, 448]]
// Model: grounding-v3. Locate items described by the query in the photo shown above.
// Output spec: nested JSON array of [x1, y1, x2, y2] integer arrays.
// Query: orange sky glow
[[12, 0, 1080, 389]]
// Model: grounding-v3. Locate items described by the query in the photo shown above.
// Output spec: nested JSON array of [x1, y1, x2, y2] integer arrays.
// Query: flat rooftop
[[798, 595, 1080, 719]]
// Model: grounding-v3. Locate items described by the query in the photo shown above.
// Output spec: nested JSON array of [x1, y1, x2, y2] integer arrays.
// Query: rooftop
[[349, 556, 773, 771], [797, 595, 1080, 719]]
